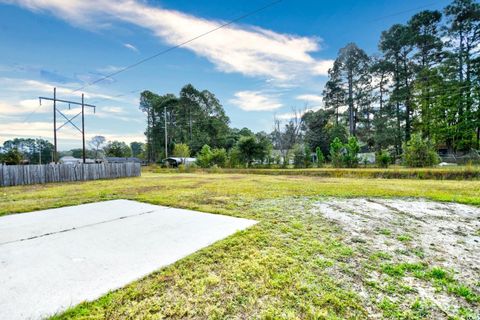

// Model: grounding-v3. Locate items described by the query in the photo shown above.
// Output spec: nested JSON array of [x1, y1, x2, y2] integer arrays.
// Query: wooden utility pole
[[53, 87, 57, 163], [164, 105, 168, 159], [82, 93, 86, 164], [39, 88, 96, 164]]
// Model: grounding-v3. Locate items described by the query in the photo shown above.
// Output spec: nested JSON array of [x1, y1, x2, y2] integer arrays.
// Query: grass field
[[148, 165, 480, 180], [1, 172, 479, 319]]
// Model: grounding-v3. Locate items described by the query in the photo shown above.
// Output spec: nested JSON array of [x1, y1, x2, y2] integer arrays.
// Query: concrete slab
[[0, 200, 257, 320]]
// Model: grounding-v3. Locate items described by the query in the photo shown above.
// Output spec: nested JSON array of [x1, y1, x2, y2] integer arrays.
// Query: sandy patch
[[313, 198, 480, 318]]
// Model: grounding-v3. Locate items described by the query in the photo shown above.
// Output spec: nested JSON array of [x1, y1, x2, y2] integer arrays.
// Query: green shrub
[[344, 136, 360, 168], [329, 137, 344, 168], [196, 145, 213, 168], [376, 150, 391, 168], [304, 145, 312, 168], [2, 148, 23, 165], [172, 143, 190, 159], [210, 148, 227, 167], [316, 147, 325, 168], [402, 134, 440, 167], [293, 144, 305, 168]]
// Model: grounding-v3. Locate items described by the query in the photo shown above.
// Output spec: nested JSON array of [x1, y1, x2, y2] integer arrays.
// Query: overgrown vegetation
[[1, 172, 479, 319]]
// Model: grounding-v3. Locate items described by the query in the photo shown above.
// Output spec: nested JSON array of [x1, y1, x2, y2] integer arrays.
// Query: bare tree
[[89, 136, 106, 160], [272, 108, 304, 166]]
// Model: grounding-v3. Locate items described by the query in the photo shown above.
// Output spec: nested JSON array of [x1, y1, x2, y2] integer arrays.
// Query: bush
[[196, 145, 227, 168], [2, 148, 23, 165], [403, 134, 440, 167], [172, 143, 190, 159], [196, 145, 213, 168], [304, 145, 312, 168], [344, 136, 360, 168], [210, 148, 227, 167], [376, 150, 391, 168], [329, 137, 344, 168], [293, 144, 305, 168], [316, 147, 325, 167]]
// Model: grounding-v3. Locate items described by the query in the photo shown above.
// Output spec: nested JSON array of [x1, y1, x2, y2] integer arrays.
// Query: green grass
[[200, 165, 480, 180], [1, 171, 480, 319]]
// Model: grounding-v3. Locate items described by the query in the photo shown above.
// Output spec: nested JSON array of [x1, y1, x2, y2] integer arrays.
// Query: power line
[[21, 0, 282, 122], [366, 1, 444, 23], [71, 0, 283, 94]]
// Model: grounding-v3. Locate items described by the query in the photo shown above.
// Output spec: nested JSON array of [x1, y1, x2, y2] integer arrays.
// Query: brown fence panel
[[0, 163, 141, 187]]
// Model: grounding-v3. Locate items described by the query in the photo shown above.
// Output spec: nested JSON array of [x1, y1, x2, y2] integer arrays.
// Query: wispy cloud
[[0, 77, 126, 102], [123, 43, 139, 52], [275, 106, 323, 120], [230, 91, 282, 111], [0, 120, 145, 144], [296, 94, 323, 104], [3, 0, 332, 82]]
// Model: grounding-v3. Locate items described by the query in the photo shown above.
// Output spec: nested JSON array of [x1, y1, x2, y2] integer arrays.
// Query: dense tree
[[172, 143, 190, 162], [130, 142, 145, 158], [312, 0, 479, 160], [140, 84, 230, 163], [329, 43, 371, 136], [104, 141, 132, 157], [1, 138, 53, 164]]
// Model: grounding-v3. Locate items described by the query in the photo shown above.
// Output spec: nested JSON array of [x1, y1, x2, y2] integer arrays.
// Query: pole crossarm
[[39, 97, 96, 110]]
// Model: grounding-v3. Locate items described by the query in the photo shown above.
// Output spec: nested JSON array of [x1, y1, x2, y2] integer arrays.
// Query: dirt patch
[[312, 198, 480, 318]]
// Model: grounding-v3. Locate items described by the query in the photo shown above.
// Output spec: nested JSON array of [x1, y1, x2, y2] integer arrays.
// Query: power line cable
[[71, 0, 283, 94], [20, 0, 283, 122]]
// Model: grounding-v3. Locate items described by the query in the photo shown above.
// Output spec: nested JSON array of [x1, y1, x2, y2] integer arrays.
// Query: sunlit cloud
[[3, 0, 332, 82], [296, 94, 323, 104], [230, 91, 283, 111]]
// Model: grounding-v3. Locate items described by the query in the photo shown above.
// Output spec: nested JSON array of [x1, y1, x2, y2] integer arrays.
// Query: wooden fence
[[0, 163, 141, 187]]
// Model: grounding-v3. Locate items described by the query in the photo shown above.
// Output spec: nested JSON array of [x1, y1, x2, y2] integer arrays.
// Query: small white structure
[[358, 152, 376, 164], [59, 156, 81, 165], [164, 157, 197, 167], [59, 156, 96, 164]]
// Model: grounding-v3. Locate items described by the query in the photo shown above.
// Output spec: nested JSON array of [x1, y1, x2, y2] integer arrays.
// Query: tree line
[[0, 137, 146, 165], [140, 0, 479, 168], [318, 0, 479, 155]]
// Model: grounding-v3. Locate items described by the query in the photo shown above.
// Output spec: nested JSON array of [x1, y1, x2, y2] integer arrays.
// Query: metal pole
[[82, 93, 86, 164], [164, 105, 168, 159], [53, 87, 57, 163]]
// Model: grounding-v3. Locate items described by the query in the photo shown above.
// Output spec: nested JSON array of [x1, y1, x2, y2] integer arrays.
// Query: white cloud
[[312, 60, 334, 76], [296, 94, 323, 104], [0, 99, 41, 115], [0, 77, 128, 105], [3, 0, 332, 81], [97, 65, 124, 73], [276, 106, 323, 120], [123, 43, 139, 52], [0, 120, 145, 146], [230, 91, 282, 111]]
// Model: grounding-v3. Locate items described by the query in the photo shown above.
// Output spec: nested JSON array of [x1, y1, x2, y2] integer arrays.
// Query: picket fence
[[0, 162, 141, 187]]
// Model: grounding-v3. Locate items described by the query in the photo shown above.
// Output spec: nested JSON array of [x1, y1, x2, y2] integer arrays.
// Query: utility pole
[[164, 105, 168, 159], [38, 139, 42, 165], [82, 94, 86, 164], [53, 87, 57, 163], [39, 88, 96, 164]]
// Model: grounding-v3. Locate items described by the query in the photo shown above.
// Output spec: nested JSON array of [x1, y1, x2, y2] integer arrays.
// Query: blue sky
[[0, 0, 451, 150]]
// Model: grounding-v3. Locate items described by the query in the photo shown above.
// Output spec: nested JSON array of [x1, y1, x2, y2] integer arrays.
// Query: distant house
[[59, 156, 81, 165], [59, 156, 96, 164], [163, 157, 197, 167], [105, 157, 143, 164]]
